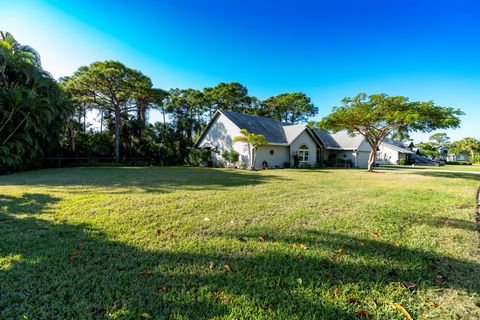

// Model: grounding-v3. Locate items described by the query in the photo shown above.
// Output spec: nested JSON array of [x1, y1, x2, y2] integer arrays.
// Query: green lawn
[[1, 167, 479, 319], [380, 164, 480, 172]]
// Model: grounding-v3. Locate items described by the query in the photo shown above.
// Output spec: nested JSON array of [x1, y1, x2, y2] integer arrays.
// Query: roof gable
[[220, 110, 288, 144]]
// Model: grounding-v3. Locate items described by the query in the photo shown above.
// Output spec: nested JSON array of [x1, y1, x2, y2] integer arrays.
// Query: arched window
[[298, 145, 309, 163]]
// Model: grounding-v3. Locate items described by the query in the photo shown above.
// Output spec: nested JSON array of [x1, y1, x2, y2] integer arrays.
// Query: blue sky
[[2, 0, 479, 141]]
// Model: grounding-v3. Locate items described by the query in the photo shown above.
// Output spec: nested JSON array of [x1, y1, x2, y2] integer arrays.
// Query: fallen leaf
[[348, 297, 357, 303], [168, 231, 174, 240], [402, 281, 416, 290], [223, 264, 232, 272], [445, 236, 454, 241], [156, 229, 162, 236], [209, 261, 216, 270], [68, 252, 79, 261], [299, 244, 308, 250], [203, 217, 210, 221], [429, 301, 440, 308], [355, 310, 373, 317], [435, 274, 443, 280], [335, 248, 344, 254], [330, 255, 337, 261], [139, 312, 151, 318], [359, 240, 365, 246], [158, 285, 168, 292], [371, 231, 380, 238], [388, 301, 413, 320], [333, 289, 343, 296], [258, 236, 266, 241], [139, 269, 152, 276]]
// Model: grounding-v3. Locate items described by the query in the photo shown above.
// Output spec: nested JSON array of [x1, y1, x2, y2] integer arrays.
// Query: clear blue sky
[[3, 0, 479, 141]]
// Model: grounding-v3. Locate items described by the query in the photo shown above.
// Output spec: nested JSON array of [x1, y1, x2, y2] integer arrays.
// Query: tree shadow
[[0, 167, 289, 194], [405, 171, 480, 182], [1, 193, 479, 318]]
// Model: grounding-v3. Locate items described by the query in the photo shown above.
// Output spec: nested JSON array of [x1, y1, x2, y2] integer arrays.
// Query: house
[[439, 146, 470, 162], [376, 138, 416, 165], [194, 110, 372, 169]]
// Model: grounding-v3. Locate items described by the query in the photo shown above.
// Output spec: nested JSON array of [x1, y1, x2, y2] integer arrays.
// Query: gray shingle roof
[[313, 129, 366, 150], [313, 129, 342, 149], [220, 110, 289, 144], [381, 138, 414, 154]]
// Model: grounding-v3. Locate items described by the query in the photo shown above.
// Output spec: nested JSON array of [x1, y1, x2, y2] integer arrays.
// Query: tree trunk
[[162, 109, 166, 125], [100, 110, 103, 133], [251, 147, 256, 170], [114, 108, 121, 163], [367, 149, 376, 172]]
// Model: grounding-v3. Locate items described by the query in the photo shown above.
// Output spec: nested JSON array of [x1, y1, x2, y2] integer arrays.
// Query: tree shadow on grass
[[0, 167, 291, 194], [408, 171, 480, 182], [1, 194, 479, 319]]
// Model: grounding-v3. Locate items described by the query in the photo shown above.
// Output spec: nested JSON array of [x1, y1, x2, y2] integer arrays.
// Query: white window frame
[[298, 145, 309, 163]]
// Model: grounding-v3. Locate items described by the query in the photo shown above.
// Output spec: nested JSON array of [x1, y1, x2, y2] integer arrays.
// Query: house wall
[[197, 113, 250, 167], [254, 145, 290, 168], [289, 131, 318, 166], [376, 145, 400, 164]]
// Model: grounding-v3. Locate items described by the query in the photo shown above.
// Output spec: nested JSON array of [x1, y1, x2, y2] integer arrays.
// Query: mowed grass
[[0, 167, 479, 319], [381, 164, 480, 172]]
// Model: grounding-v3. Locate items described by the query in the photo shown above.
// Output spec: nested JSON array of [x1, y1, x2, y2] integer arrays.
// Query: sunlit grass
[[1, 167, 479, 319]]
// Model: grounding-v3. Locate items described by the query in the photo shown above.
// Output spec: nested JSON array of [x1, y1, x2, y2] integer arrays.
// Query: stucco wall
[[254, 145, 290, 168], [376, 145, 400, 164], [289, 131, 318, 166], [197, 113, 250, 166]]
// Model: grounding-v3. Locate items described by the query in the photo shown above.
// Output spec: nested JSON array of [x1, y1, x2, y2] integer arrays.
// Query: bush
[[222, 149, 240, 166], [291, 153, 300, 168], [185, 148, 212, 167], [399, 159, 407, 165], [445, 161, 472, 165], [283, 162, 291, 168]]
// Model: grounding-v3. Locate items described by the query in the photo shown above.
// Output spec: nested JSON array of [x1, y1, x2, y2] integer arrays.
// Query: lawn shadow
[[405, 171, 480, 182], [0, 167, 289, 194], [1, 193, 479, 318]]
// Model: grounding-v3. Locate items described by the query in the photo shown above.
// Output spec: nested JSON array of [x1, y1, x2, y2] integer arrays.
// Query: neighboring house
[[376, 138, 415, 165], [438, 146, 470, 161], [194, 110, 372, 169]]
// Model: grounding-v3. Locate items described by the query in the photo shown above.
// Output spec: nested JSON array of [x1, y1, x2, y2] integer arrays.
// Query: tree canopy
[[0, 32, 69, 171], [318, 93, 463, 171], [261, 92, 317, 124], [62, 61, 155, 162]]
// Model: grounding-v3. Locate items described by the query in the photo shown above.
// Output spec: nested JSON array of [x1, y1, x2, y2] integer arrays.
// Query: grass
[[1, 167, 479, 319], [380, 164, 480, 172]]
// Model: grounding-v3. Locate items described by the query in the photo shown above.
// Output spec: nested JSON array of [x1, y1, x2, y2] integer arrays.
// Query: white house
[[194, 110, 373, 169], [376, 139, 416, 165]]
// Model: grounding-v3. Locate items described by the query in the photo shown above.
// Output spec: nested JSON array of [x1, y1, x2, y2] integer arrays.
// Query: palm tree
[[233, 129, 268, 170]]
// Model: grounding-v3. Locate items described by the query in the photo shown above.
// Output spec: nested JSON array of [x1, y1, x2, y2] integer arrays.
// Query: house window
[[298, 145, 309, 163]]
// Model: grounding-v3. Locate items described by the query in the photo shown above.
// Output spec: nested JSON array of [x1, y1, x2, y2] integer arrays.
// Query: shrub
[[291, 153, 300, 168], [283, 162, 291, 168], [445, 161, 472, 165], [222, 149, 240, 166], [399, 159, 407, 165], [185, 148, 212, 167]]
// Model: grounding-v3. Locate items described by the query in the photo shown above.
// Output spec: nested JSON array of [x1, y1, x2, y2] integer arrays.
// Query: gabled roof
[[195, 110, 368, 150], [381, 138, 414, 154], [313, 129, 366, 150], [220, 110, 288, 144]]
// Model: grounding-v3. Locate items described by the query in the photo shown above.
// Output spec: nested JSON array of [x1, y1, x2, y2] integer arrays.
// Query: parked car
[[412, 156, 445, 167]]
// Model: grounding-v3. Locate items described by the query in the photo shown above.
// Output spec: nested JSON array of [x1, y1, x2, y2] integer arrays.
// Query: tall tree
[[164, 88, 206, 159], [63, 61, 153, 162], [452, 137, 480, 160], [318, 93, 463, 171], [0, 31, 70, 171], [429, 132, 450, 146], [262, 93, 317, 124], [233, 129, 268, 170], [203, 82, 252, 116]]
